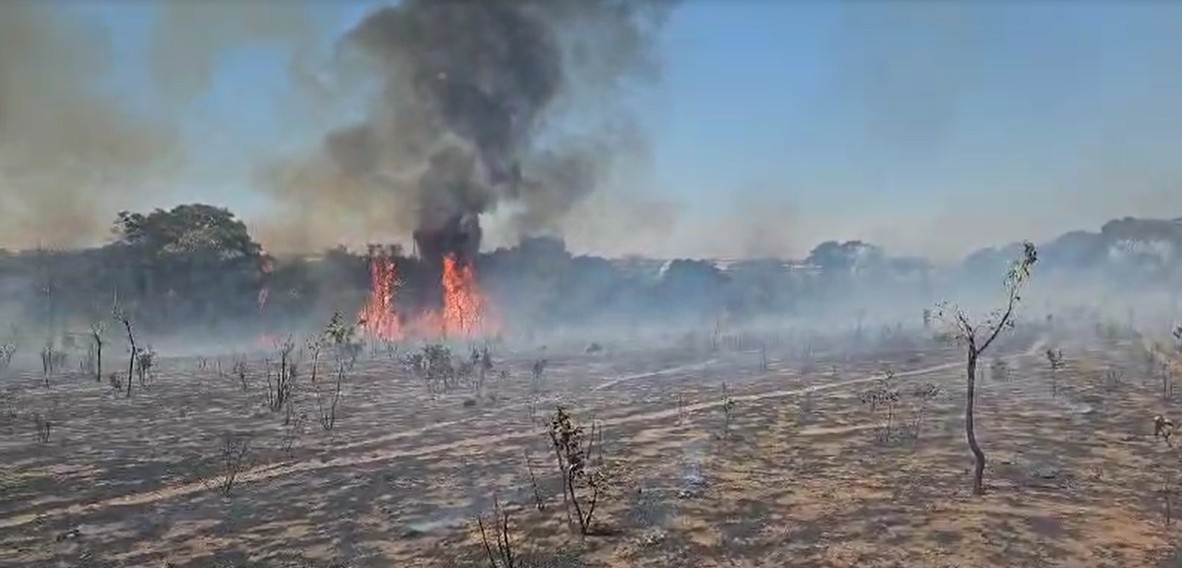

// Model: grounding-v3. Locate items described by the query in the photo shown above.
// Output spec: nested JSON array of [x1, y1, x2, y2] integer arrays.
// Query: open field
[[2, 326, 1181, 567]]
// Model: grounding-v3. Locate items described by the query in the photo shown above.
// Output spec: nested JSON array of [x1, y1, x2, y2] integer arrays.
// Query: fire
[[441, 255, 490, 337], [358, 251, 404, 341], [357, 251, 495, 341]]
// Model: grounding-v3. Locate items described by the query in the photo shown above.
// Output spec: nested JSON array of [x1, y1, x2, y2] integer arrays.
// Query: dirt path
[[0, 338, 1045, 531]]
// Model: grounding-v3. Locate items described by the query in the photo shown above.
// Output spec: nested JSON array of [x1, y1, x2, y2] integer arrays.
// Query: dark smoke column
[[325, 0, 675, 292]]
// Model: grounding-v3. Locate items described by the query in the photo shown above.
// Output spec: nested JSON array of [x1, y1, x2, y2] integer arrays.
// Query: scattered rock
[[55, 528, 81, 542], [640, 529, 667, 546]]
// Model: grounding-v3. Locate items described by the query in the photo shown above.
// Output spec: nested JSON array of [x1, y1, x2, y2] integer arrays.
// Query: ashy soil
[[1, 328, 1179, 567]]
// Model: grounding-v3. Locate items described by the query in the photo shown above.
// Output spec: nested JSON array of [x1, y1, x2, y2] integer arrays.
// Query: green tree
[[110, 204, 266, 329]]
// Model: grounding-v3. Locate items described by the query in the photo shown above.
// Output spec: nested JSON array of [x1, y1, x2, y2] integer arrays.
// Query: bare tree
[[113, 307, 137, 398], [937, 241, 1037, 495], [88, 322, 104, 383]]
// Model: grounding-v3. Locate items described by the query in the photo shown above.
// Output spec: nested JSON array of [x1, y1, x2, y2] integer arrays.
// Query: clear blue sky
[[62, 0, 1182, 259]]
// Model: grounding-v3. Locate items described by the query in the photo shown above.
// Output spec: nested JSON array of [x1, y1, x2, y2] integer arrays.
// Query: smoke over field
[[260, 0, 674, 259], [3, 3, 1182, 568]]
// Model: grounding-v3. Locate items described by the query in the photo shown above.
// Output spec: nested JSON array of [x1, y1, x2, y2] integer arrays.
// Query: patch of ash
[[677, 440, 710, 499]]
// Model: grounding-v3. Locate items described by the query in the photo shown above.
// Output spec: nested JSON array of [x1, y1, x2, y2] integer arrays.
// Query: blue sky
[[60, 0, 1182, 259]]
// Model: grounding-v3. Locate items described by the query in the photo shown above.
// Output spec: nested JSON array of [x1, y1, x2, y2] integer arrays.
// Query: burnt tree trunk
[[965, 345, 985, 495], [123, 320, 136, 398]]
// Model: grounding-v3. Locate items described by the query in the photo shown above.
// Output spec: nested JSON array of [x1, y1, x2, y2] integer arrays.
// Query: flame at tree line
[[358, 249, 496, 341]]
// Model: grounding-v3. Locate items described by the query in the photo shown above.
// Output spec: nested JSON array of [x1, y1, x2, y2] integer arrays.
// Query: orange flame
[[358, 252, 404, 341], [441, 254, 491, 337], [357, 252, 495, 341]]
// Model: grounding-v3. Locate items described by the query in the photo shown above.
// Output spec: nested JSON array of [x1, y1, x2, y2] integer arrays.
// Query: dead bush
[[203, 433, 252, 497], [40, 342, 66, 385], [719, 382, 736, 440], [859, 367, 901, 445], [908, 382, 941, 444], [548, 405, 606, 535], [265, 337, 298, 414], [1103, 369, 1125, 393], [1046, 348, 1065, 397], [0, 343, 14, 378], [31, 412, 51, 443], [135, 347, 156, 386], [477, 495, 517, 568]]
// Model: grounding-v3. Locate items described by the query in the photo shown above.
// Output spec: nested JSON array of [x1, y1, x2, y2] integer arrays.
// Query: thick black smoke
[[295, 0, 674, 260]]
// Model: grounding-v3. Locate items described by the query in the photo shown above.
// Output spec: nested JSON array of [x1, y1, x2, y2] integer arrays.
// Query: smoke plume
[[261, 0, 674, 256], [0, 3, 179, 249], [0, 1, 317, 250]]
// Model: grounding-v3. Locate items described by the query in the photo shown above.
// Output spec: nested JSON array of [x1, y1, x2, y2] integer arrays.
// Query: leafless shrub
[[1161, 359, 1176, 401], [266, 337, 298, 414], [527, 394, 541, 425], [860, 367, 901, 445], [475, 346, 494, 396], [203, 433, 252, 497], [409, 344, 457, 394], [232, 358, 250, 391], [990, 357, 1010, 383], [797, 388, 816, 426], [107, 372, 122, 392], [31, 412, 51, 443], [477, 495, 517, 568], [719, 383, 736, 440], [531, 359, 547, 393], [907, 382, 941, 444], [1160, 473, 1178, 528], [280, 411, 306, 459], [0, 343, 14, 378], [1046, 348, 1065, 397], [314, 362, 345, 431], [135, 346, 155, 386], [524, 450, 546, 512], [1152, 415, 1182, 526], [548, 405, 605, 535], [1103, 369, 1125, 393], [40, 342, 66, 385]]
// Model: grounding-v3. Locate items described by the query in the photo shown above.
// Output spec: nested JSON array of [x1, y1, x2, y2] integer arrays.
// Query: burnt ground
[[1, 328, 1181, 567]]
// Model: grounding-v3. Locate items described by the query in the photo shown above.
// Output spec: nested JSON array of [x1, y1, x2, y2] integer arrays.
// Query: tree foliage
[[109, 204, 267, 328]]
